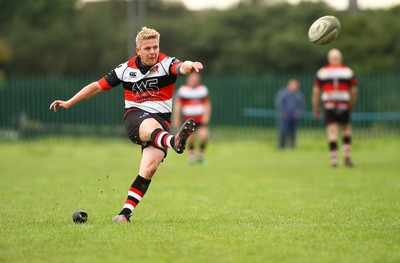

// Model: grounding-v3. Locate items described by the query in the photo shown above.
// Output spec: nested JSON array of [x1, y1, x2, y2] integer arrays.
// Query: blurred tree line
[[1, 0, 400, 76]]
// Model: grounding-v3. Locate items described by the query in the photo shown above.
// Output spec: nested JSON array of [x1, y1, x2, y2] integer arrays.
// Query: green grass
[[0, 137, 399, 263]]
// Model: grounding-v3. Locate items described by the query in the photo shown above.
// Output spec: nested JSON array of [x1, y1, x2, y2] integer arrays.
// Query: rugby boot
[[173, 118, 196, 154], [113, 214, 130, 223]]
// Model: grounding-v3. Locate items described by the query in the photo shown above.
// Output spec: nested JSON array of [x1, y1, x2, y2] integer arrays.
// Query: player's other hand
[[191, 62, 203, 73], [49, 100, 71, 112]]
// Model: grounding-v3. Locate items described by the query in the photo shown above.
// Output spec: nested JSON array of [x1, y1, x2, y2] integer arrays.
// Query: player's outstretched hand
[[49, 100, 71, 112], [191, 61, 203, 73], [180, 61, 204, 75]]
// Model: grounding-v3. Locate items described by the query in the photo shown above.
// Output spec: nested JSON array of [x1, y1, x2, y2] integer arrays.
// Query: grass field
[[0, 137, 399, 263]]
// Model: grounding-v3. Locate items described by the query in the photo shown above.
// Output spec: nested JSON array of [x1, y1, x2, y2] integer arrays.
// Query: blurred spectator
[[275, 78, 304, 148]]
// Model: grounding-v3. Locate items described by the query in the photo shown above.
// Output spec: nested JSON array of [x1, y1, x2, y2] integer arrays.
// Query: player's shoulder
[[126, 56, 139, 68], [197, 84, 209, 94], [111, 62, 128, 80], [193, 84, 209, 97], [159, 53, 168, 61], [114, 56, 137, 71], [198, 83, 208, 89], [337, 64, 355, 78], [176, 84, 185, 91], [112, 56, 139, 78], [158, 53, 181, 73], [176, 84, 187, 95], [316, 66, 327, 78], [342, 65, 355, 75], [159, 53, 179, 63], [115, 61, 129, 70]]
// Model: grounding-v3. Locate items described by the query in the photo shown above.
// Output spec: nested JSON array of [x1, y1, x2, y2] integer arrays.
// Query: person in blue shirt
[[275, 78, 304, 148]]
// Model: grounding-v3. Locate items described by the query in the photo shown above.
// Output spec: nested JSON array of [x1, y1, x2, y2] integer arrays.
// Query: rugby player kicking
[[50, 27, 203, 222]]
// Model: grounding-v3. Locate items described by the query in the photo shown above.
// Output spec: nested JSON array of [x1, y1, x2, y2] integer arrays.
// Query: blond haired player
[[50, 27, 203, 222], [312, 49, 357, 167]]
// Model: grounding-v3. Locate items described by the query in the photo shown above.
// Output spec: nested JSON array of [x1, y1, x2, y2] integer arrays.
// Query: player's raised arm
[[178, 61, 203, 75], [49, 81, 104, 112]]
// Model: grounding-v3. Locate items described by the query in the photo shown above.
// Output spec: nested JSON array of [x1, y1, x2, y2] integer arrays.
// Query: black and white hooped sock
[[118, 175, 151, 217], [151, 128, 175, 149]]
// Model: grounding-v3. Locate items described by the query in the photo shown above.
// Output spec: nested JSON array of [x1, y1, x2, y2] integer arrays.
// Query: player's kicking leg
[[326, 123, 339, 167], [113, 117, 196, 223], [149, 118, 196, 154]]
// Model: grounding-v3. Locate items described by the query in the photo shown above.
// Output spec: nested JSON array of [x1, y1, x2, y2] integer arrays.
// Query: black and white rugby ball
[[308, 16, 341, 45]]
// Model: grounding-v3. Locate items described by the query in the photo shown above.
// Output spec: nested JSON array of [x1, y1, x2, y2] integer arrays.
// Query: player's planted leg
[[113, 175, 151, 222], [113, 147, 164, 223], [343, 135, 354, 167]]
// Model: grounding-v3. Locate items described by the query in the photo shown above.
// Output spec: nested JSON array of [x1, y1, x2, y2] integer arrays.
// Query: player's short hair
[[135, 27, 160, 48]]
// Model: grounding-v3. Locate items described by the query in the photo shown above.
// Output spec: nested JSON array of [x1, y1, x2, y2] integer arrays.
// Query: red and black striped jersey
[[98, 53, 182, 114], [314, 64, 357, 109], [175, 84, 209, 123]]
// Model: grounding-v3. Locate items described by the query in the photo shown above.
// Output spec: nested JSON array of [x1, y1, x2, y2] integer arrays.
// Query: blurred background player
[[312, 48, 357, 167], [173, 73, 211, 164], [275, 77, 304, 149]]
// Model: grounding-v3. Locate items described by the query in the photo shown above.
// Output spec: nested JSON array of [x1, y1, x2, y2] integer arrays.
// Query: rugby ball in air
[[308, 16, 341, 45]]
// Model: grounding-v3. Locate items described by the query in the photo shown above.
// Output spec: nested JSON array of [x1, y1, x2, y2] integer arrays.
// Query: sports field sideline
[[0, 138, 399, 263]]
